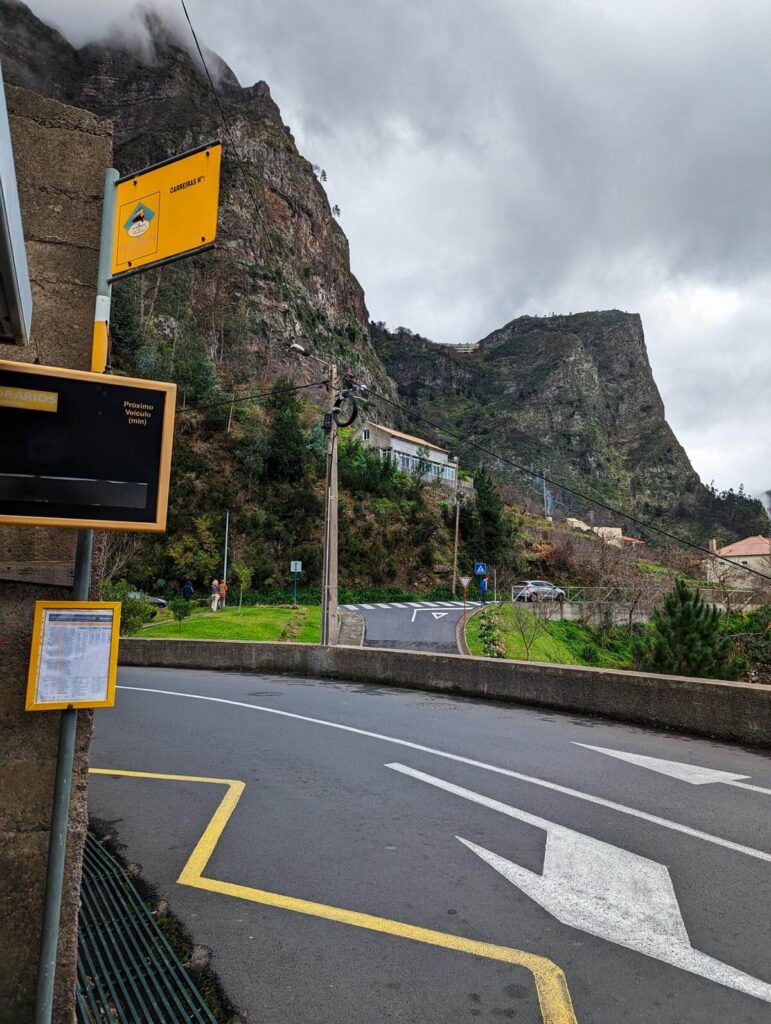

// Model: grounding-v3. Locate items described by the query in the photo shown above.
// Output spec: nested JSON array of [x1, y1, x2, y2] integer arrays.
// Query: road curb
[[119, 638, 771, 747], [338, 609, 364, 647]]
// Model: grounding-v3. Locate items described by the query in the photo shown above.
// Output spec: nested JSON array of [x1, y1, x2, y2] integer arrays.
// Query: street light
[[289, 343, 339, 647]]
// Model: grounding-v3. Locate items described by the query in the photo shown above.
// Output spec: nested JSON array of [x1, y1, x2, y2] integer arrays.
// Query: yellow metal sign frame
[[0, 359, 176, 531], [111, 142, 221, 279], [26, 601, 121, 711]]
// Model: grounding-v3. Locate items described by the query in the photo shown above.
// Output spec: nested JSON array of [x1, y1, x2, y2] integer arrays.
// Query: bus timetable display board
[[0, 359, 175, 531]]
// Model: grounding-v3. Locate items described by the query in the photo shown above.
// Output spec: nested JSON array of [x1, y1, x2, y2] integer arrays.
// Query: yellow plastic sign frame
[[111, 142, 221, 278], [26, 601, 121, 711]]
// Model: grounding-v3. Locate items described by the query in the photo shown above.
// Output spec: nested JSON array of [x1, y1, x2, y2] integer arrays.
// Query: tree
[[509, 600, 555, 661], [470, 465, 513, 565], [165, 515, 220, 582], [231, 560, 254, 612], [169, 596, 192, 633], [633, 578, 742, 680], [262, 379, 307, 483]]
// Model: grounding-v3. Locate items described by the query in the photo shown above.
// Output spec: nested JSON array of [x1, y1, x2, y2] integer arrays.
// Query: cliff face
[[0, 0, 389, 389], [373, 313, 768, 539]]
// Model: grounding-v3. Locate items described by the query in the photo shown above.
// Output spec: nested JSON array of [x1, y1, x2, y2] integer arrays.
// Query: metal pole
[[223, 509, 229, 585], [542, 467, 548, 518], [320, 365, 338, 646], [91, 169, 119, 373], [293, 571, 298, 607], [35, 528, 93, 1024], [494, 566, 497, 604]]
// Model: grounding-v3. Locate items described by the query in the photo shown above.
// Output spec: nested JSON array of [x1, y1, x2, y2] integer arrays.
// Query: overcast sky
[[28, 0, 770, 503]]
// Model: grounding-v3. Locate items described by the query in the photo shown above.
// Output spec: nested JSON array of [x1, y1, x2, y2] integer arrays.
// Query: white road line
[[388, 763, 771, 1003], [375, 604, 391, 609], [390, 603, 409, 609], [343, 605, 359, 610], [407, 602, 423, 608], [360, 604, 375, 610], [117, 685, 771, 863], [419, 601, 440, 607], [435, 602, 458, 607], [729, 780, 771, 797]]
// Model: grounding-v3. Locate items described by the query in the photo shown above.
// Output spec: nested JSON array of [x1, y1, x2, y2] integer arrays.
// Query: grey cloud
[[24, 0, 771, 497]]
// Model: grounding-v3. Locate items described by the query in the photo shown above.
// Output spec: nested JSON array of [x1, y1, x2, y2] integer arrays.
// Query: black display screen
[[0, 364, 173, 528]]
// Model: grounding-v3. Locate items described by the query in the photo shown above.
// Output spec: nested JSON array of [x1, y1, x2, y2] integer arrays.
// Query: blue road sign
[[474, 562, 487, 576]]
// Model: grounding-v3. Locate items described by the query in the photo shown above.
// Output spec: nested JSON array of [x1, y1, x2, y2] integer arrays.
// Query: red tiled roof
[[717, 535, 771, 557]]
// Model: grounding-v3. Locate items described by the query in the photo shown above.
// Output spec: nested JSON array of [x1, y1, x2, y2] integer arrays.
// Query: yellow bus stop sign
[[111, 142, 222, 278]]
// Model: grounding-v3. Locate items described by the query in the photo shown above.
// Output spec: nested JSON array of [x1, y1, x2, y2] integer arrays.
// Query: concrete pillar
[[0, 85, 112, 1024]]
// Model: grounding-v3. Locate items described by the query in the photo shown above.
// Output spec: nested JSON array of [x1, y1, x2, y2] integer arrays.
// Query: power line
[[362, 384, 771, 585], [178, 0, 277, 258], [177, 379, 327, 415]]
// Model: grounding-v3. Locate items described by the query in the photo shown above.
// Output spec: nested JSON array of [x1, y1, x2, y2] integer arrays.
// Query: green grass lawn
[[141, 605, 321, 643], [466, 603, 633, 668]]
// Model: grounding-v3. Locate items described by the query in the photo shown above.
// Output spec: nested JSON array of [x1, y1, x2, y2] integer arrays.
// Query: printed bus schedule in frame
[[25, 601, 121, 711]]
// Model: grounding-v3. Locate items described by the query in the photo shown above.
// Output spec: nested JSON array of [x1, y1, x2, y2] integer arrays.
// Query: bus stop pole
[[34, 530, 93, 1024], [91, 168, 119, 373], [36, 167, 116, 1023]]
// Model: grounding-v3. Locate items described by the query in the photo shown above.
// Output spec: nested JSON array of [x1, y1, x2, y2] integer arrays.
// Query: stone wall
[[0, 85, 112, 1024], [120, 638, 771, 748]]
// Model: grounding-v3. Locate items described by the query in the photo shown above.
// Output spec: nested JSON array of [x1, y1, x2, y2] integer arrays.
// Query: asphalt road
[[347, 599, 481, 652], [89, 667, 771, 1024]]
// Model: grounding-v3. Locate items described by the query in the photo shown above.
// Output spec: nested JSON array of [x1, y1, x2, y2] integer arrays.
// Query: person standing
[[182, 580, 194, 601], [479, 575, 488, 605], [218, 578, 228, 610], [210, 579, 219, 612]]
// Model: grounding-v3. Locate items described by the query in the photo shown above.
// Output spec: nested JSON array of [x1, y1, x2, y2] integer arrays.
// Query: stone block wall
[[0, 85, 112, 1024]]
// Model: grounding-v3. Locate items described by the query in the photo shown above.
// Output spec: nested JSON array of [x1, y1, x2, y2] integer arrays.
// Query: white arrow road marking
[[574, 743, 771, 795], [432, 612, 449, 619], [387, 763, 771, 1004], [573, 743, 750, 785]]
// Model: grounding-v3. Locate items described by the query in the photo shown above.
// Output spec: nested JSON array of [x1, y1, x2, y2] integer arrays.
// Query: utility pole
[[321, 363, 339, 646], [452, 481, 461, 598], [290, 344, 340, 646]]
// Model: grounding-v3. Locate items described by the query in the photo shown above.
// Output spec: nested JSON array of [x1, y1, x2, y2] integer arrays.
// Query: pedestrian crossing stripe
[[342, 601, 481, 611]]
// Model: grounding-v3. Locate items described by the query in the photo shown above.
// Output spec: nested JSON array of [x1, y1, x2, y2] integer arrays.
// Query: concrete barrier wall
[[120, 639, 771, 748]]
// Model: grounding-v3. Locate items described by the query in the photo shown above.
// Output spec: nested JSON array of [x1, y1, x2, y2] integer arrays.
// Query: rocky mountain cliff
[[2, 0, 766, 548], [0, 0, 391, 395], [372, 313, 769, 540]]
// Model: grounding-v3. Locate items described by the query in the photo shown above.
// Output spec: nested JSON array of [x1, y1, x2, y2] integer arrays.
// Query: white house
[[706, 535, 771, 586], [357, 421, 472, 495]]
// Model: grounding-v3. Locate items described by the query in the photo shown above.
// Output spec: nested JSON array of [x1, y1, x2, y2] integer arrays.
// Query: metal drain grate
[[76, 833, 217, 1023]]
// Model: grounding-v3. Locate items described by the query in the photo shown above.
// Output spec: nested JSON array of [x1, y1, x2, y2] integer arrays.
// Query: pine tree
[[469, 465, 513, 565], [633, 578, 742, 679]]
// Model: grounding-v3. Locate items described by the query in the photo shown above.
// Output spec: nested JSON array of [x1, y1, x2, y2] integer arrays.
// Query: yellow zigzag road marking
[[89, 768, 579, 1024]]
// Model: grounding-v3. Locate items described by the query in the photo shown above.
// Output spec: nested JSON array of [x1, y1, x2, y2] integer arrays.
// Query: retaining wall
[[120, 639, 771, 748]]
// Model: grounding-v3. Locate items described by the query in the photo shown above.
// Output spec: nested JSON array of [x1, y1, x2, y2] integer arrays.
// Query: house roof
[[365, 421, 449, 454], [717, 535, 771, 557]]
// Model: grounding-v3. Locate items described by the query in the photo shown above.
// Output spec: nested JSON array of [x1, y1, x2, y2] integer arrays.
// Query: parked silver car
[[512, 580, 566, 602], [127, 590, 167, 608]]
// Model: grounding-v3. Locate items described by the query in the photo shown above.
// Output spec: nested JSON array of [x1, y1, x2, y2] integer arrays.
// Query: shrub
[[477, 608, 506, 658], [169, 597, 192, 632], [102, 580, 154, 636]]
